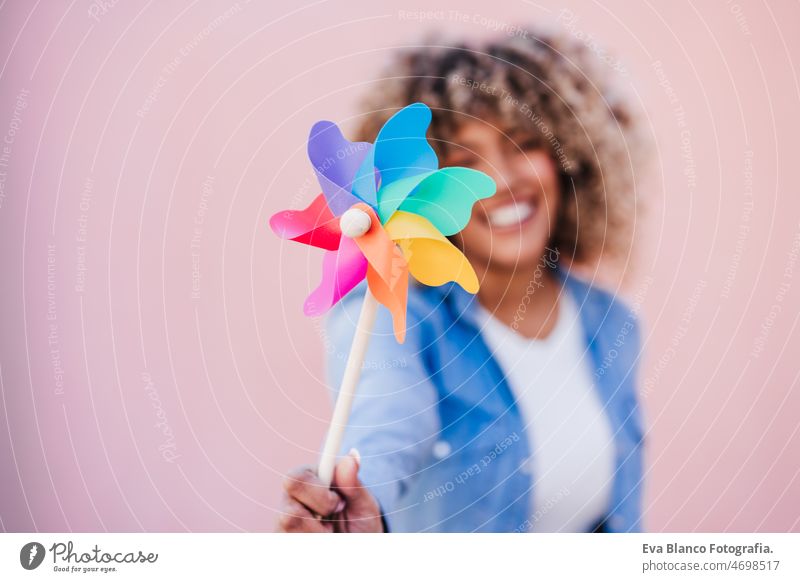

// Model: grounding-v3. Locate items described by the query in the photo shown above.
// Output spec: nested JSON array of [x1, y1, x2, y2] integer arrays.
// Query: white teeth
[[487, 201, 534, 228]]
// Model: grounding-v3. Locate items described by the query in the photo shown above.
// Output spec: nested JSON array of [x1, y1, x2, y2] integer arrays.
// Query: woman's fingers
[[329, 450, 384, 532], [282, 466, 344, 517], [278, 457, 382, 533], [277, 500, 330, 533]]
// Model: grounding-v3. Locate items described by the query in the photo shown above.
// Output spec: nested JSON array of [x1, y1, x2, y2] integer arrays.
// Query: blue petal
[[351, 103, 438, 207]]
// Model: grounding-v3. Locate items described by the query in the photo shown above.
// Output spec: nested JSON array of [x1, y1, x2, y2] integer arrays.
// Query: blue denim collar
[[424, 264, 610, 391]]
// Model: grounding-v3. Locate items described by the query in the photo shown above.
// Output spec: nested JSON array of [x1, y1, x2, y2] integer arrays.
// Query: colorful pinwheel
[[270, 102, 496, 343], [269, 103, 495, 485]]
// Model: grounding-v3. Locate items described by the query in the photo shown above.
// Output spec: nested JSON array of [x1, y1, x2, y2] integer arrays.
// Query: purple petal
[[308, 120, 373, 215]]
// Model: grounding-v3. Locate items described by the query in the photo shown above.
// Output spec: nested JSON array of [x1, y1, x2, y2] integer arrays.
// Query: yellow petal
[[384, 211, 480, 293]]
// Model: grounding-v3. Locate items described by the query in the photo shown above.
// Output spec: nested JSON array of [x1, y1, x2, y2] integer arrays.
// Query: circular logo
[[20, 542, 46, 570]]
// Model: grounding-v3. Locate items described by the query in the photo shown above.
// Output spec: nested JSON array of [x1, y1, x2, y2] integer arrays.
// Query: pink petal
[[303, 236, 367, 316]]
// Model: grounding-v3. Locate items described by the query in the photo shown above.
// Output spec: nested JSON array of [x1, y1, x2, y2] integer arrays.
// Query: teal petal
[[388, 167, 496, 235], [376, 171, 435, 224]]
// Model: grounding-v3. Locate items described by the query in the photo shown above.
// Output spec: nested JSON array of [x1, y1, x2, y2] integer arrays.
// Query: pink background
[[0, 0, 798, 532]]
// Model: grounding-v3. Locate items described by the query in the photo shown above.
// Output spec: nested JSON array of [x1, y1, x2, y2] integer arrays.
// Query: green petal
[[396, 167, 496, 235], [376, 171, 435, 224]]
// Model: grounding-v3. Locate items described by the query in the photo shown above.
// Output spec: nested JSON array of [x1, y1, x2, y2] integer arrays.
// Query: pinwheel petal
[[384, 211, 480, 294], [351, 102, 438, 207], [308, 120, 373, 215], [386, 167, 496, 236], [269, 193, 342, 251], [303, 236, 368, 316], [375, 171, 435, 224], [349, 203, 409, 343]]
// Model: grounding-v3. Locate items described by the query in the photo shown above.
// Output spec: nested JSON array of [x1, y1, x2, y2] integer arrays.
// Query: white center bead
[[339, 207, 372, 238]]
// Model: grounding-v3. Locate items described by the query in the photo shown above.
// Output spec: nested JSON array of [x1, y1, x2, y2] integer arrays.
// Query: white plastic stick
[[317, 285, 378, 486]]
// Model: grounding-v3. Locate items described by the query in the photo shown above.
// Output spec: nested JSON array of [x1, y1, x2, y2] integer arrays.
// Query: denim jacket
[[324, 268, 645, 532]]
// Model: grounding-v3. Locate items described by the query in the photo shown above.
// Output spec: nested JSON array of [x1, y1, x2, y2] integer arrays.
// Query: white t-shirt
[[476, 293, 615, 532]]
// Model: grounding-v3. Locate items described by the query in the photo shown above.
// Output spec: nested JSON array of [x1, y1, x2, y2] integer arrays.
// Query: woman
[[278, 29, 648, 533]]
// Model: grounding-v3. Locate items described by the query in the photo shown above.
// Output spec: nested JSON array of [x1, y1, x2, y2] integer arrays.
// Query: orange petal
[[350, 203, 409, 343]]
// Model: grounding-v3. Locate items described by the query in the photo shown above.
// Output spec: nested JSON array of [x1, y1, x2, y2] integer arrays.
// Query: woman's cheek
[[456, 219, 492, 263]]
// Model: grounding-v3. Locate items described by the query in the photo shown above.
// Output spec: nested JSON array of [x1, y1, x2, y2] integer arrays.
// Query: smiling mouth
[[485, 200, 536, 230]]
